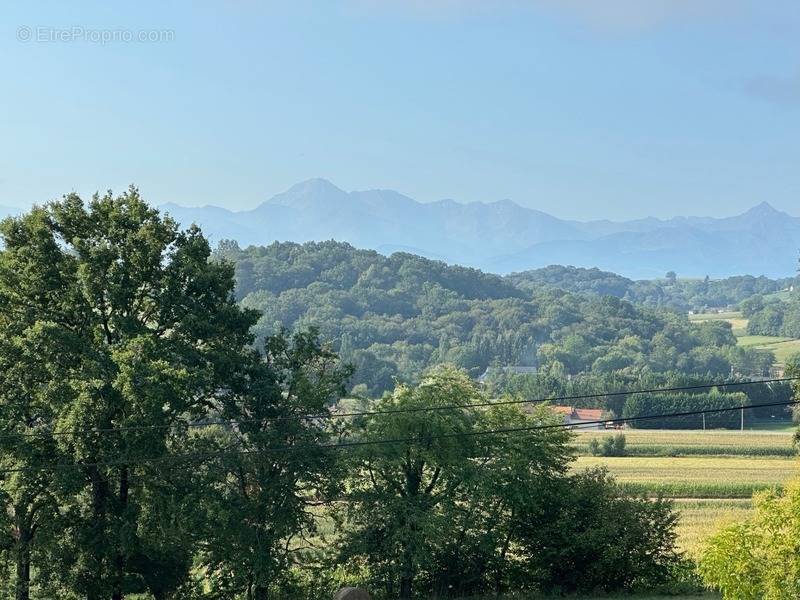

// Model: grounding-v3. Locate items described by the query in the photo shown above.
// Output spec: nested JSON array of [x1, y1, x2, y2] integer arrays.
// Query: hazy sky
[[2, 1, 799, 219]]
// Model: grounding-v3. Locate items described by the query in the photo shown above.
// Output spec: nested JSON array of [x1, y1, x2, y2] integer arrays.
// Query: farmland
[[689, 310, 800, 365], [573, 429, 797, 556], [689, 310, 748, 333]]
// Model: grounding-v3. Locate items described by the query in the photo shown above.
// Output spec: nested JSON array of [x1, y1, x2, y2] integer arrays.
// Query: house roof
[[573, 408, 604, 421], [551, 406, 604, 421]]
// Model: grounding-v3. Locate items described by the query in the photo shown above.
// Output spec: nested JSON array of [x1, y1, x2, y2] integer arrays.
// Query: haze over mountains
[[160, 178, 800, 279]]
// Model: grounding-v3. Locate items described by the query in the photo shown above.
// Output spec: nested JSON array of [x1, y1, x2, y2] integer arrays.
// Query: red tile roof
[[573, 408, 603, 421], [551, 406, 604, 421]]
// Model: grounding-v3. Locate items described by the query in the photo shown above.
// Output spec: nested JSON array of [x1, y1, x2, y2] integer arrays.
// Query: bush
[[515, 469, 681, 594], [699, 479, 800, 599], [589, 434, 627, 456]]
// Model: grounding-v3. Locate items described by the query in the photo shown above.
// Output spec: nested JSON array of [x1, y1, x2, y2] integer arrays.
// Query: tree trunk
[[14, 526, 31, 600], [399, 544, 414, 600], [253, 584, 269, 600], [112, 467, 129, 600], [399, 575, 412, 599], [87, 467, 109, 600]]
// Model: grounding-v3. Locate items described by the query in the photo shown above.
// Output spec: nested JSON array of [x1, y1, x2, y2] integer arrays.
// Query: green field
[[573, 429, 798, 557], [736, 334, 800, 364], [736, 334, 792, 347], [688, 310, 800, 365]]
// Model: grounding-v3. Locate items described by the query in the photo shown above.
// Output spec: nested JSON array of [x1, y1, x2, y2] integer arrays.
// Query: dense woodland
[[215, 241, 778, 400], [509, 265, 795, 312], [743, 294, 800, 338]]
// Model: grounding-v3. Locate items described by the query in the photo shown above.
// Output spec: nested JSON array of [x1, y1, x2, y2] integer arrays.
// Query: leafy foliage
[[622, 390, 749, 429], [335, 368, 680, 598], [0, 193, 351, 600], [509, 265, 795, 312], [699, 480, 800, 599], [215, 241, 772, 396], [745, 297, 800, 338]]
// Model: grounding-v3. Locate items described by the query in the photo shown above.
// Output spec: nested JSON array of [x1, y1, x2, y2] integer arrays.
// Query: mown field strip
[[689, 311, 748, 331], [759, 339, 800, 364], [736, 334, 793, 347]]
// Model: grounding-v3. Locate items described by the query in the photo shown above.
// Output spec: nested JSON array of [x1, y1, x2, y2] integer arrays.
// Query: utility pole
[[741, 406, 744, 431], [702, 412, 706, 431]]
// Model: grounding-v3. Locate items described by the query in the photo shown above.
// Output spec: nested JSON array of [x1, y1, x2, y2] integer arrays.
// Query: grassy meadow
[[689, 310, 800, 365], [573, 428, 797, 557]]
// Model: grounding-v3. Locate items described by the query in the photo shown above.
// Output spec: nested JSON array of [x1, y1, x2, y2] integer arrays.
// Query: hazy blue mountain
[[159, 179, 800, 278]]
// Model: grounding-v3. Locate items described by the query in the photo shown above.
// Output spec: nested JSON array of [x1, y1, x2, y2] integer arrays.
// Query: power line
[[2, 376, 797, 442], [1, 397, 796, 476]]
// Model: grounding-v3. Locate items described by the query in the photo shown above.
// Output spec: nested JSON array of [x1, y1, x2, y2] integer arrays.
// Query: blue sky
[[2, 0, 799, 219]]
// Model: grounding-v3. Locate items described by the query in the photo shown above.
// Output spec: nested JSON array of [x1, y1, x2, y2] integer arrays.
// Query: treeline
[[622, 390, 748, 429], [509, 265, 794, 312], [215, 241, 773, 396], [480, 370, 793, 423], [0, 195, 685, 599]]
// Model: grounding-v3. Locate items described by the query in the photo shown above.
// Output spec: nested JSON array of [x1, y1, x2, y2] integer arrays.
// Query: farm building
[[551, 406, 606, 430]]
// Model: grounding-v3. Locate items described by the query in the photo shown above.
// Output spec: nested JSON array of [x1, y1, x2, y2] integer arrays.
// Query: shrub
[[589, 434, 627, 456], [698, 479, 800, 599]]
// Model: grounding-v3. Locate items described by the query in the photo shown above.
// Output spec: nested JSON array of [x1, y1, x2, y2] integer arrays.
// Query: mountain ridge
[[159, 178, 800, 279]]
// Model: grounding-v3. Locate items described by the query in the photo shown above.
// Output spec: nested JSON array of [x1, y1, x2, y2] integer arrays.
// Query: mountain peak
[[264, 178, 347, 208], [745, 201, 782, 217], [285, 177, 344, 195]]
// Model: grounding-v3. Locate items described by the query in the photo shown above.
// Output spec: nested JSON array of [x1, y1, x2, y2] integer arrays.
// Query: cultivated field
[[573, 429, 797, 557], [575, 429, 796, 456]]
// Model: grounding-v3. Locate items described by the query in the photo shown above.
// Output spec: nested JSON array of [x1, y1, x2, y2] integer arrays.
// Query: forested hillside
[[509, 265, 794, 312], [215, 240, 773, 396]]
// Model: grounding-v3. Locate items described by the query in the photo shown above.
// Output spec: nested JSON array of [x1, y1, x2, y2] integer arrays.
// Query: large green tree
[[0, 189, 258, 599], [194, 329, 351, 600], [336, 367, 487, 598], [336, 367, 680, 598]]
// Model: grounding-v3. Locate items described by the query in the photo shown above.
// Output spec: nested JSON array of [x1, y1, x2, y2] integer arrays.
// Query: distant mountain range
[[159, 178, 800, 279]]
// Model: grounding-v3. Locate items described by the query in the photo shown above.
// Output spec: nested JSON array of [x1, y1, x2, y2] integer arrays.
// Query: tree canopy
[[215, 241, 774, 396]]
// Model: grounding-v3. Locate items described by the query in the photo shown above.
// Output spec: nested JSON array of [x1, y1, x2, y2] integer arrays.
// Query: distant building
[[477, 366, 537, 384], [551, 406, 606, 430]]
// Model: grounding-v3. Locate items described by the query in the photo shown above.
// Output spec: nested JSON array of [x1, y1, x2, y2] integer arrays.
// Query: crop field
[[574, 455, 796, 498], [672, 499, 752, 556], [573, 429, 798, 557], [574, 429, 795, 457]]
